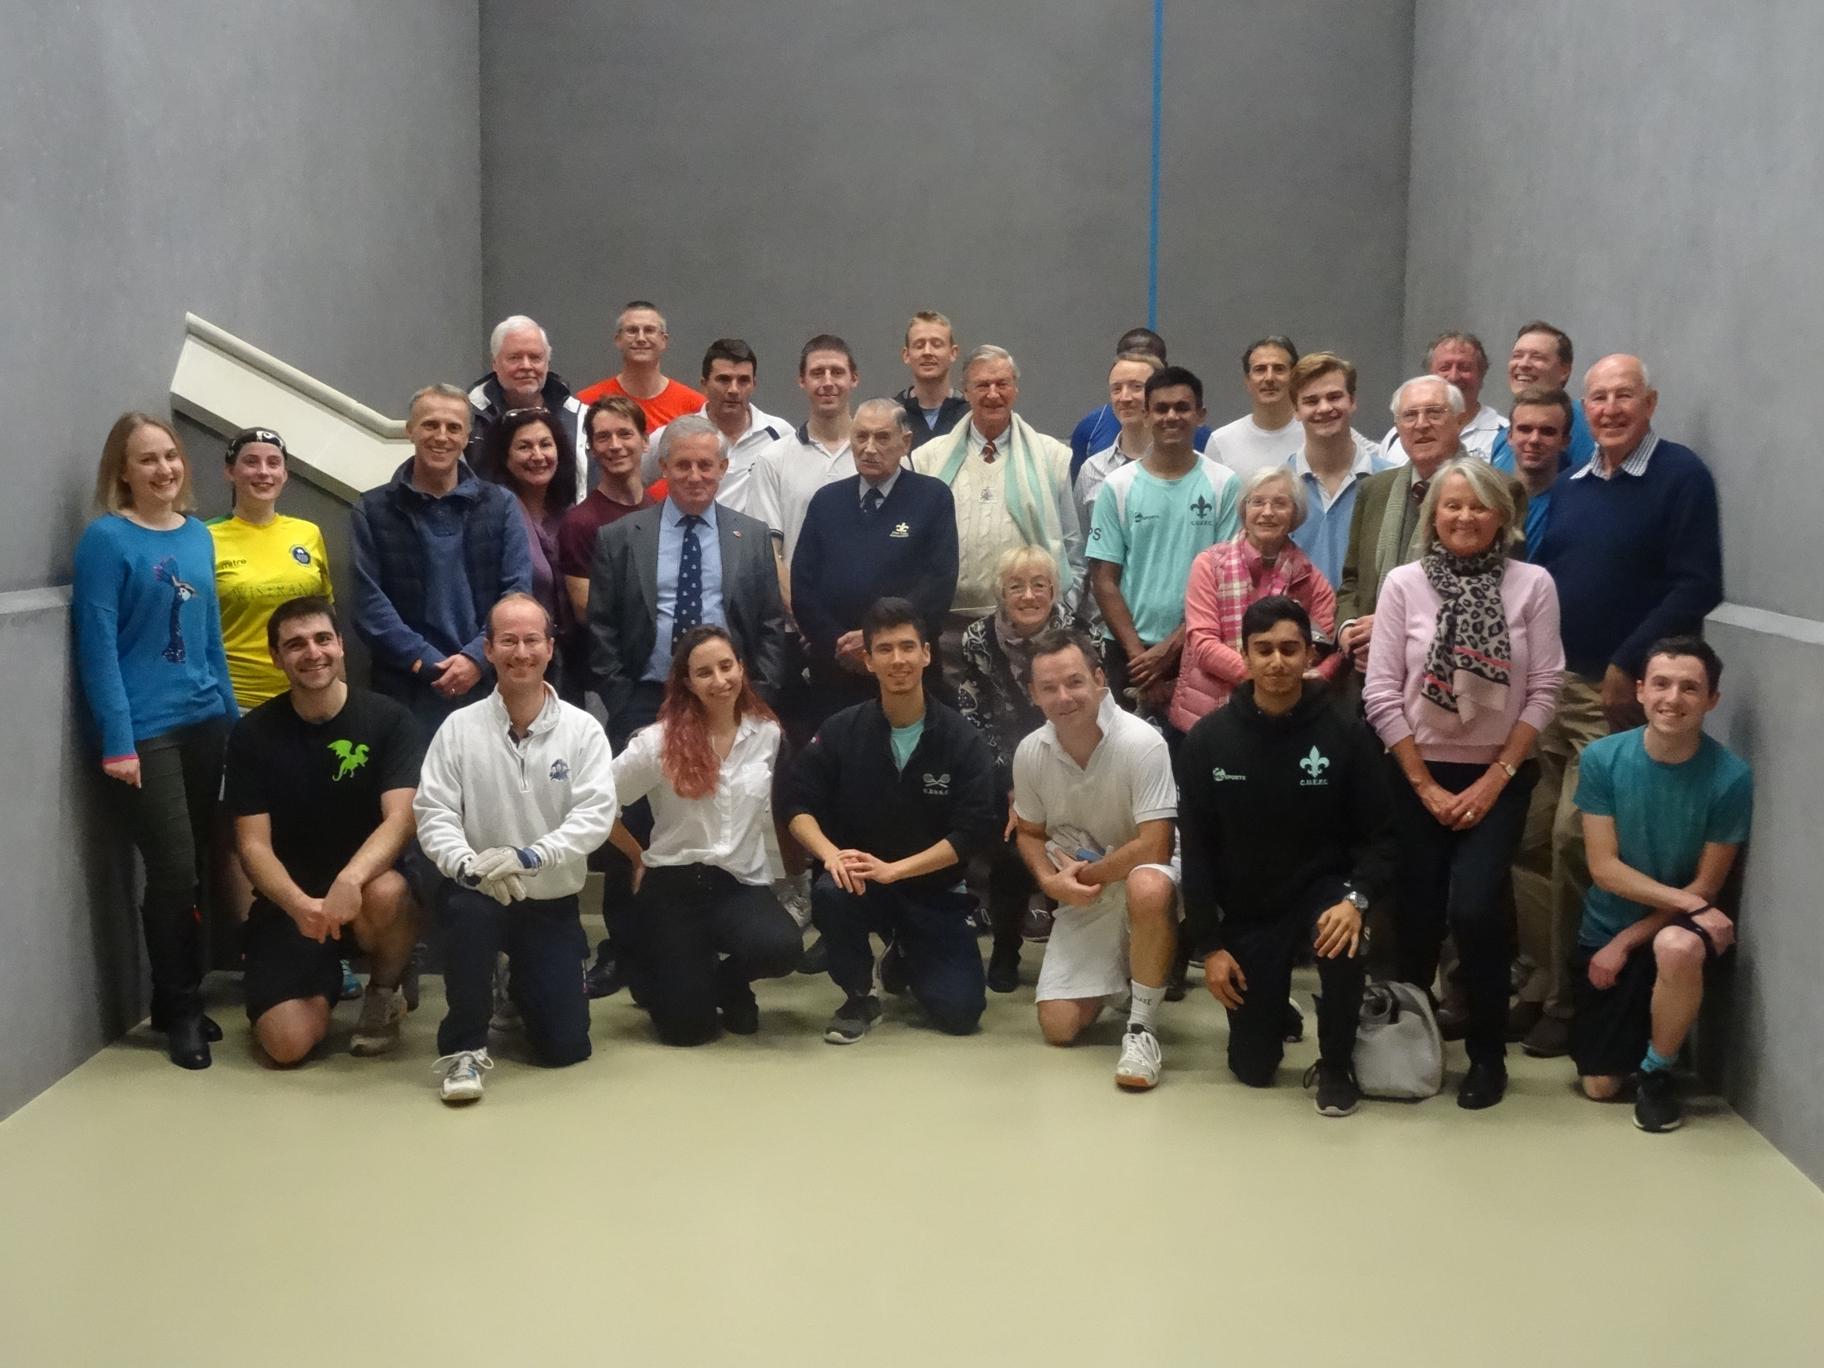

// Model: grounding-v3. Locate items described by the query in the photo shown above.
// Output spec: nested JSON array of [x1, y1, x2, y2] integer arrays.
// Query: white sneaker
[[436, 1048, 493, 1105], [1115, 1024, 1162, 1091], [349, 985, 406, 1056]]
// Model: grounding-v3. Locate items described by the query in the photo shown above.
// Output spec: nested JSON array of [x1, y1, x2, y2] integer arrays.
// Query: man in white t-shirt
[[749, 334, 860, 612], [1206, 335, 1302, 478], [643, 338, 790, 513], [1012, 630, 1179, 1091], [1378, 330, 1507, 463]]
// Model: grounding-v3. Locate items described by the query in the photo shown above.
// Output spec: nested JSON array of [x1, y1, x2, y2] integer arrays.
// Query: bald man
[[1512, 355, 1724, 1058]]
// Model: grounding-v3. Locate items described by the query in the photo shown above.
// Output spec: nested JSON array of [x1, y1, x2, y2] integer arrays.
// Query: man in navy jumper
[[1513, 355, 1723, 1058], [783, 598, 999, 1044], [352, 384, 533, 737], [791, 398, 959, 724]]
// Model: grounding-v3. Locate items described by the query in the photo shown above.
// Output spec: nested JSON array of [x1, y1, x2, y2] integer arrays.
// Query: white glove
[[468, 847, 523, 883], [479, 870, 525, 905]]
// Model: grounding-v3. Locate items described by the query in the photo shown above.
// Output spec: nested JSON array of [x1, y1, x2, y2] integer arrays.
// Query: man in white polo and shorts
[[1012, 628, 1179, 1089]]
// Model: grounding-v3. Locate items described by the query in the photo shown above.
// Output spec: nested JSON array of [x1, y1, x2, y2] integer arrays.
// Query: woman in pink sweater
[[1363, 458, 1563, 1110], [1169, 466, 1343, 734]]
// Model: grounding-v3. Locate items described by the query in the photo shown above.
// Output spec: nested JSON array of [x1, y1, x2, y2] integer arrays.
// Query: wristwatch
[[1497, 761, 1518, 779], [1342, 885, 1370, 912]]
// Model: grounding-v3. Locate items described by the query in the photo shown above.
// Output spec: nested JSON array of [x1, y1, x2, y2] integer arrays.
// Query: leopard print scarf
[[1418, 543, 1512, 722]]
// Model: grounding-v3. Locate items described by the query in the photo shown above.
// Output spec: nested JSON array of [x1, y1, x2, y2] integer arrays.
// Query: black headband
[[225, 427, 288, 462]]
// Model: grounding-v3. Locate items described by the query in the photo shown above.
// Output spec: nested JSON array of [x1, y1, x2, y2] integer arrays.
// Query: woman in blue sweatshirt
[[72, 413, 238, 1070]]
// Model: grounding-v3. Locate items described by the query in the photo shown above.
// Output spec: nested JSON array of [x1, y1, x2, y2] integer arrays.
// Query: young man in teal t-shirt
[[1088, 366, 1240, 716], [1571, 637, 1753, 1133]]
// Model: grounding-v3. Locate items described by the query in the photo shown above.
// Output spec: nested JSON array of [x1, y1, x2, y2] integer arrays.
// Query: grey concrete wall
[[1406, 2, 1824, 1183], [479, 0, 1414, 437], [0, 1, 480, 1118]]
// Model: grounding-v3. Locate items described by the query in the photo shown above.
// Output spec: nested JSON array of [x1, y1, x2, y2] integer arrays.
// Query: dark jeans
[[1391, 757, 1538, 1065], [1223, 877, 1365, 1085], [986, 839, 1036, 955], [593, 682, 666, 956], [436, 885, 591, 1065], [117, 716, 230, 1008], [633, 864, 801, 1045], [811, 874, 986, 1035]]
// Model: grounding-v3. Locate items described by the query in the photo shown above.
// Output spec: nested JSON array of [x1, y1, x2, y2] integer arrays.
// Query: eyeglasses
[[1245, 496, 1295, 512], [1397, 405, 1453, 424], [502, 407, 551, 420]]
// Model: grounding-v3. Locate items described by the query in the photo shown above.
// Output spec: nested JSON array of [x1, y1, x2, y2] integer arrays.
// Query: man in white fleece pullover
[[415, 593, 617, 1103]]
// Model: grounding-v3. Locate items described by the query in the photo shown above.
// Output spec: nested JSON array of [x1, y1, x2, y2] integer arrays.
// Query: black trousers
[[117, 716, 231, 1009], [1223, 877, 1365, 1085], [595, 682, 666, 955], [986, 838, 1036, 954], [436, 886, 591, 1065], [811, 875, 986, 1035], [1390, 758, 1538, 1065], [633, 864, 801, 1045]]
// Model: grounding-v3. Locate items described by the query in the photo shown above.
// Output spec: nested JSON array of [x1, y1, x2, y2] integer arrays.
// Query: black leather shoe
[[166, 1014, 213, 1070], [986, 944, 1020, 994], [1457, 1059, 1507, 1110], [720, 989, 760, 1036], [585, 951, 628, 1000], [151, 1003, 222, 1043]]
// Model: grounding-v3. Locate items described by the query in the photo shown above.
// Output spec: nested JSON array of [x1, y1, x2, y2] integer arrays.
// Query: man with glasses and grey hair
[[1379, 330, 1507, 464], [578, 299, 706, 431], [914, 344, 1082, 683], [465, 314, 590, 491]]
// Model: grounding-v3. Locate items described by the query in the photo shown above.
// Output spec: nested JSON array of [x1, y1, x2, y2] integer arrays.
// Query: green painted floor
[[2, 953, 1821, 1367]]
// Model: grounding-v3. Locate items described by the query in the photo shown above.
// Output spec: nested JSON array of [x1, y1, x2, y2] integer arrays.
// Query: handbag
[[1353, 980, 1444, 1100]]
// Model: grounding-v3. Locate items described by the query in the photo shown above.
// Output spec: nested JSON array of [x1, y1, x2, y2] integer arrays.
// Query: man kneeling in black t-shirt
[[225, 596, 425, 1064]]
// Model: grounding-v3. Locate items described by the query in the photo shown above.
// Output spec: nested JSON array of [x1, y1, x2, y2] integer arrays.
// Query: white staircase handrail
[[169, 313, 413, 503]]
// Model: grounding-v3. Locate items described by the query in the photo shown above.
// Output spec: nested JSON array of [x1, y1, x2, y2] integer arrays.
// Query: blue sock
[[1640, 1045, 1676, 1075]]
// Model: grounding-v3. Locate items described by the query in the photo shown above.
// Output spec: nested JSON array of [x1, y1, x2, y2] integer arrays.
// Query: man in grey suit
[[587, 414, 787, 748], [1335, 374, 1467, 674]]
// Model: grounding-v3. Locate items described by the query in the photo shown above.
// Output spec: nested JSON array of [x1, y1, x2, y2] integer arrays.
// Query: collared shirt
[[1571, 427, 1661, 481], [861, 466, 903, 504], [644, 499, 725, 683], [1379, 402, 1507, 465], [1490, 404, 1596, 475], [1286, 432, 1392, 588], [644, 402, 791, 514], [750, 422, 856, 568], [1521, 477, 1557, 559], [611, 713, 783, 886], [1074, 435, 1148, 535]]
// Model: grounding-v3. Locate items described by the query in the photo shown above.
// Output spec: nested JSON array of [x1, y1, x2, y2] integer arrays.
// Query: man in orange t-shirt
[[576, 299, 706, 431]]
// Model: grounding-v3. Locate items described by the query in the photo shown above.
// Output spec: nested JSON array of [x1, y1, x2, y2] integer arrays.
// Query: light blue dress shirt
[[643, 499, 726, 682]]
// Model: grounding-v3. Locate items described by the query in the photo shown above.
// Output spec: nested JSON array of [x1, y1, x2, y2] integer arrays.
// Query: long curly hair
[[481, 406, 579, 511], [658, 625, 777, 800]]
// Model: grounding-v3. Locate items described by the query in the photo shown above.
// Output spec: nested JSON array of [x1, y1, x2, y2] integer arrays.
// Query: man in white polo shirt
[[643, 338, 790, 515], [1012, 630, 1179, 1091], [749, 334, 860, 610]]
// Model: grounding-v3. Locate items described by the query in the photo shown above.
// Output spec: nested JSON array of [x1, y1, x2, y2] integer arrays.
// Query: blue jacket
[[350, 459, 532, 695]]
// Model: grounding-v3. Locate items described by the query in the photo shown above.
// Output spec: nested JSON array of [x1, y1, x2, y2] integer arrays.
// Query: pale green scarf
[[926, 413, 1068, 585]]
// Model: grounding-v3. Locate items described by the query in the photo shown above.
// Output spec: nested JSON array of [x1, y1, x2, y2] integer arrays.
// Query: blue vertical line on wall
[[1147, 0, 1164, 328]]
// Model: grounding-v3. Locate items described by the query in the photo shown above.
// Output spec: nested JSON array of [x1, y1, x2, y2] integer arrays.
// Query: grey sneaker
[[436, 1048, 492, 1105], [1305, 1060, 1361, 1117], [824, 994, 881, 1045], [349, 985, 405, 1056]]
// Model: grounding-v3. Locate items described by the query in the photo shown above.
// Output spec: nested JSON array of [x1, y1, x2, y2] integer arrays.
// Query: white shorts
[[1034, 861, 1180, 1003]]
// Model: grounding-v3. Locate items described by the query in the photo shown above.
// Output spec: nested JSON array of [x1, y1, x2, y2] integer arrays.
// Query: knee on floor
[[255, 1015, 324, 1067], [1580, 1074, 1624, 1101]]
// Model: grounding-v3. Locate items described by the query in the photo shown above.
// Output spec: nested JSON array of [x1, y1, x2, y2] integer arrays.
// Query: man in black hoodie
[[1178, 596, 1397, 1116], [782, 598, 999, 1044]]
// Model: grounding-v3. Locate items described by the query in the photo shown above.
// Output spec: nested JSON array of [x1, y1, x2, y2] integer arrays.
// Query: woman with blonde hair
[[73, 412, 238, 1069], [1363, 456, 1562, 1109]]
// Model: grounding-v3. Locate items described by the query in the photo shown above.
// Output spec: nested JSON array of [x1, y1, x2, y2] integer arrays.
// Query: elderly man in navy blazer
[[791, 398, 959, 724], [587, 414, 787, 747]]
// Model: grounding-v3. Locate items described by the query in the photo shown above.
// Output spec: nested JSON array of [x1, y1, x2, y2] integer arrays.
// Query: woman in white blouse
[[609, 625, 802, 1044]]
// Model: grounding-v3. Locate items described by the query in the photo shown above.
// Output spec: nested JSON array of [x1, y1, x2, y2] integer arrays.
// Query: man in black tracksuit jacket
[[781, 599, 999, 1041], [1178, 597, 1397, 1100]]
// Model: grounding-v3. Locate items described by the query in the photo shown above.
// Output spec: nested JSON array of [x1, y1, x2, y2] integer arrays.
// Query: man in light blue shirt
[[1283, 353, 1390, 588], [1488, 321, 1596, 475], [1088, 366, 1240, 712]]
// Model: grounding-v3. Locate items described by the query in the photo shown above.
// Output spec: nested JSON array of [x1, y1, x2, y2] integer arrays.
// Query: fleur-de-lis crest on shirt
[[1299, 746, 1330, 779]]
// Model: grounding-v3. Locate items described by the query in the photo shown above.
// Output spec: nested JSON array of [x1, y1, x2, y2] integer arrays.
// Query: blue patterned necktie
[[862, 487, 884, 515], [673, 514, 703, 646]]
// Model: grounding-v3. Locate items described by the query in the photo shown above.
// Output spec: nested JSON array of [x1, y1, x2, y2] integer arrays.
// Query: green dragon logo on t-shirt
[[328, 740, 370, 781]]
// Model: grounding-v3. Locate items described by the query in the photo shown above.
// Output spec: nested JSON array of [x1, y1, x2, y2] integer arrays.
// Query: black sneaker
[[879, 942, 910, 996], [986, 943, 1020, 993], [796, 935, 829, 976], [1304, 1061, 1360, 1117], [824, 994, 881, 1045], [720, 987, 760, 1036], [1633, 1069, 1683, 1133]]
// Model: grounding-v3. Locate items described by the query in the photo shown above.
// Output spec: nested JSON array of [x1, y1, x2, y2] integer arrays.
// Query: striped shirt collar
[[1573, 427, 1660, 480]]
